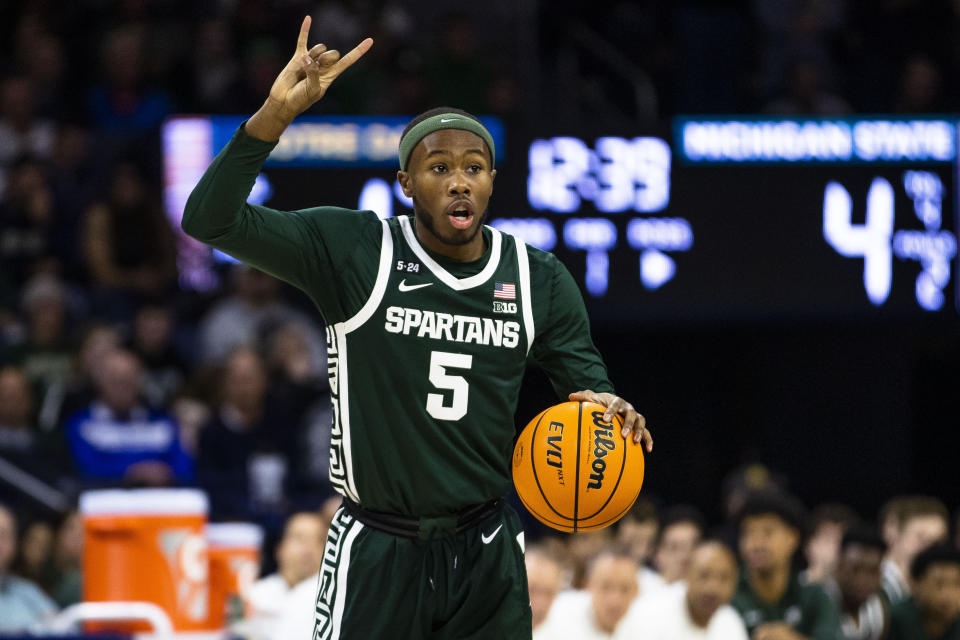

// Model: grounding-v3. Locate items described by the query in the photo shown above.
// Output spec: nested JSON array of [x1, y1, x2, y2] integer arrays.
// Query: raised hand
[[247, 16, 373, 141]]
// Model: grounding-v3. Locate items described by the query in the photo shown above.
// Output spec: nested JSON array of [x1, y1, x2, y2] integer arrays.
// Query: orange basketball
[[512, 401, 645, 532]]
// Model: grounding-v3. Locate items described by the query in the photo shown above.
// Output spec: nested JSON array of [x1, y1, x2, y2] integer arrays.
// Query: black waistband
[[342, 498, 501, 540]]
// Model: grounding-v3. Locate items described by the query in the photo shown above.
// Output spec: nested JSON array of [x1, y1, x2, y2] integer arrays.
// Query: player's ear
[[397, 171, 414, 198]]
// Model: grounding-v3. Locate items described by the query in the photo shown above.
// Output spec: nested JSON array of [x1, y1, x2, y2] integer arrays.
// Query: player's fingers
[[603, 395, 623, 424], [317, 49, 341, 67], [632, 411, 648, 446], [308, 43, 327, 58], [296, 15, 311, 53], [567, 390, 594, 403], [641, 427, 653, 452], [620, 404, 638, 439], [300, 54, 321, 88], [331, 37, 374, 75]]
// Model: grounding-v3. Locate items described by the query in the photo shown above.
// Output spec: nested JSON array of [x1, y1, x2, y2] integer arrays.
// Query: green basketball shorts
[[312, 500, 532, 639]]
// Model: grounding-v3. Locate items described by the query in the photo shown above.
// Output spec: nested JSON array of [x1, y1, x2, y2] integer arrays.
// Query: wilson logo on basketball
[[512, 401, 645, 532], [587, 411, 616, 490]]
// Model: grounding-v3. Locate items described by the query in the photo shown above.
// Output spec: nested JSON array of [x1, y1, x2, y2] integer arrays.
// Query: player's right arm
[[180, 17, 373, 290]]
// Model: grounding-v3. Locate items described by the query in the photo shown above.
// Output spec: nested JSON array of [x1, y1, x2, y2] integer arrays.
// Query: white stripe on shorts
[[330, 518, 364, 639]]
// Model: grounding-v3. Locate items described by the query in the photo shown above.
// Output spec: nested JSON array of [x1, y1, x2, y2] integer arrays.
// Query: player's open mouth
[[447, 202, 474, 230]]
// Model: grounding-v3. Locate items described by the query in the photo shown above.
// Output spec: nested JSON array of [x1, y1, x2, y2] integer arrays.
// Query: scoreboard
[[163, 115, 959, 324]]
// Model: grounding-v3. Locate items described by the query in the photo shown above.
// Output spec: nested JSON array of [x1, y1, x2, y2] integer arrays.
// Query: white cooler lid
[[206, 523, 264, 549], [79, 488, 209, 516]]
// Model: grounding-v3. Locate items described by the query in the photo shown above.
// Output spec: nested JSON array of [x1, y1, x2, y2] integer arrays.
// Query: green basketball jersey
[[327, 215, 534, 513], [181, 124, 616, 517]]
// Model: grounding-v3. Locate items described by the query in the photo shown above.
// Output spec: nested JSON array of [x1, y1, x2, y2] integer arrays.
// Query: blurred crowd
[[2, 0, 960, 637], [3, 485, 960, 638], [523, 490, 960, 639]]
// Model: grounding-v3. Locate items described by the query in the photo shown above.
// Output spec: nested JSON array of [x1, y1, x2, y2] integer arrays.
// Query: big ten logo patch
[[395, 260, 421, 273], [492, 301, 517, 314], [160, 529, 209, 621]]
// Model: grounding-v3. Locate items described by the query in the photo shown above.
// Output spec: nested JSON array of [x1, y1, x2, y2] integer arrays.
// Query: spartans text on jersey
[[383, 306, 521, 349]]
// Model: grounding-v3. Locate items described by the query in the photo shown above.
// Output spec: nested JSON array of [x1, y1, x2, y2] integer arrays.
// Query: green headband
[[398, 113, 496, 171]]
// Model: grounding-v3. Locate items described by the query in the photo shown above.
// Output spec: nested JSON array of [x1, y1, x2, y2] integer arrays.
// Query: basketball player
[[182, 16, 651, 640]]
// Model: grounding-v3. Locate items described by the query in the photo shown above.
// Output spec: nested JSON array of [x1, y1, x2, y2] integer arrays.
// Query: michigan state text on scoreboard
[[163, 115, 959, 323]]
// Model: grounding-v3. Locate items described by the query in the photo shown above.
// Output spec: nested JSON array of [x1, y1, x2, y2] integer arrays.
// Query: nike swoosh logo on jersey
[[481, 524, 503, 544], [399, 279, 433, 292]]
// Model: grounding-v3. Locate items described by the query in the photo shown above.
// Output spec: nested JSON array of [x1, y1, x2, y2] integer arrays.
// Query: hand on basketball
[[268, 16, 373, 121], [568, 390, 652, 452]]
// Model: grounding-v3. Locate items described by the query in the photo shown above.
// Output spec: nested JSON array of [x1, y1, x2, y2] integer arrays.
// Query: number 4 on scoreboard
[[823, 178, 895, 306]]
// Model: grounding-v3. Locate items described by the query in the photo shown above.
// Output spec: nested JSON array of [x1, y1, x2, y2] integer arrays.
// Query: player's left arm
[[529, 254, 652, 451]]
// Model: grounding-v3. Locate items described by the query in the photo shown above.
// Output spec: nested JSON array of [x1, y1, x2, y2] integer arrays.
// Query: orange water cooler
[[80, 488, 214, 632], [205, 522, 263, 629]]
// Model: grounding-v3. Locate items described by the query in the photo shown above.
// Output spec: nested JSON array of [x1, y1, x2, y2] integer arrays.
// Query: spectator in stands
[[198, 265, 325, 370], [567, 528, 615, 590], [540, 546, 643, 638], [17, 32, 69, 121], [64, 348, 193, 485], [0, 155, 67, 288], [48, 509, 82, 608], [0, 75, 55, 189], [880, 497, 908, 556], [652, 505, 705, 586], [886, 545, 960, 640], [718, 463, 790, 548], [4, 274, 76, 406], [197, 348, 298, 520], [893, 54, 944, 114], [616, 499, 665, 595], [833, 526, 888, 640], [50, 323, 121, 431], [48, 123, 96, 228], [0, 366, 40, 465], [11, 519, 54, 591], [0, 502, 57, 632], [81, 160, 177, 319], [627, 540, 748, 639], [732, 491, 843, 638], [241, 512, 327, 640], [526, 545, 566, 639], [424, 13, 492, 113], [763, 57, 853, 115], [264, 321, 327, 423], [127, 301, 187, 409], [232, 38, 288, 114], [86, 25, 172, 136], [802, 503, 859, 589], [191, 18, 240, 113], [882, 496, 949, 605]]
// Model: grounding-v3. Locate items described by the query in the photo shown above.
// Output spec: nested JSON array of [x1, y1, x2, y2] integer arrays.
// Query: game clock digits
[[163, 116, 959, 323]]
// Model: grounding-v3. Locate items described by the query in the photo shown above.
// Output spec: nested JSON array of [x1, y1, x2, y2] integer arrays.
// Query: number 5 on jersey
[[426, 351, 473, 421]]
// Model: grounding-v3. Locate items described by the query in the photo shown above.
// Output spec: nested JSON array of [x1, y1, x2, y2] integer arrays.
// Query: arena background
[[1, 0, 959, 634]]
